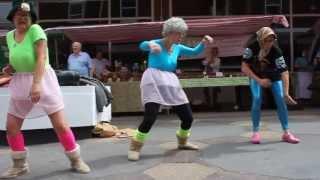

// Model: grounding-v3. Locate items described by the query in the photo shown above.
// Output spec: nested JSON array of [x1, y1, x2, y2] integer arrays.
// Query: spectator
[[91, 51, 111, 79], [202, 47, 221, 108], [101, 65, 113, 82], [295, 48, 312, 100], [295, 48, 311, 71], [119, 66, 131, 81], [67, 42, 92, 76], [202, 47, 221, 75]]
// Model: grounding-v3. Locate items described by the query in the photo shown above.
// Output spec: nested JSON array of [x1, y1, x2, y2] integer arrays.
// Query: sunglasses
[[264, 38, 276, 43]]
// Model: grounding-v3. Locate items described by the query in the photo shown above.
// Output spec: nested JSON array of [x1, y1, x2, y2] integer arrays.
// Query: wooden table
[[180, 76, 249, 88], [107, 76, 250, 113]]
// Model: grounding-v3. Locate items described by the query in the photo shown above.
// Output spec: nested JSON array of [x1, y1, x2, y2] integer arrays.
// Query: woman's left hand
[[2, 64, 15, 75], [30, 83, 42, 103], [284, 94, 297, 105], [202, 35, 214, 46]]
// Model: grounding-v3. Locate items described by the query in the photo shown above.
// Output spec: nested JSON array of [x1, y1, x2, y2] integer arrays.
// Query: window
[[211, 0, 231, 16], [120, 0, 137, 17], [265, 0, 282, 14], [68, 1, 85, 19]]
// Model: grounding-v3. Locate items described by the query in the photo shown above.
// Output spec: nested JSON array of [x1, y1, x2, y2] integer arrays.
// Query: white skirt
[[140, 68, 189, 106]]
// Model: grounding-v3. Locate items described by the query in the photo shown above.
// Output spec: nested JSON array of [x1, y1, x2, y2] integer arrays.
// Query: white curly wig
[[162, 17, 188, 37]]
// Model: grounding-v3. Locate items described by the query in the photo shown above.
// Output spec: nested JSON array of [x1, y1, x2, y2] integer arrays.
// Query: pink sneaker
[[251, 132, 261, 144], [282, 132, 300, 144]]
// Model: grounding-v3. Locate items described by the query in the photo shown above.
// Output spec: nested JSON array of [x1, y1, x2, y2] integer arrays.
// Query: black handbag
[[55, 70, 80, 86]]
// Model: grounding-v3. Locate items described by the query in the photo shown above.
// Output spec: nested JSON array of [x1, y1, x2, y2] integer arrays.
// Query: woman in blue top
[[128, 17, 213, 161]]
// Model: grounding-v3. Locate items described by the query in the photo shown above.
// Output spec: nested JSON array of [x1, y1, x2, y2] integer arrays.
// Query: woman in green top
[[1, 1, 90, 178]]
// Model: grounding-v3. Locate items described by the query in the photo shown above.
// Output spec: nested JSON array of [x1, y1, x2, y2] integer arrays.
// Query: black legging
[[138, 102, 194, 133]]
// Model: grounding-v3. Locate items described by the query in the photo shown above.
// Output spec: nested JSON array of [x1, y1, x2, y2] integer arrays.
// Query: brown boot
[[65, 144, 91, 174], [128, 139, 144, 161], [176, 135, 199, 150], [0, 150, 29, 179]]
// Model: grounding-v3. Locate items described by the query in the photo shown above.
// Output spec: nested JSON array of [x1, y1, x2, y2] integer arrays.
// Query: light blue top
[[67, 51, 92, 76], [139, 39, 205, 72]]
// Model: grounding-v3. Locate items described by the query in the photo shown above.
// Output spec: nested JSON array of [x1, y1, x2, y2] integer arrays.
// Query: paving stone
[[144, 163, 217, 180]]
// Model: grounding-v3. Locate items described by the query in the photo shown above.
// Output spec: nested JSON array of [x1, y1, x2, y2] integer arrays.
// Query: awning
[[45, 15, 288, 57]]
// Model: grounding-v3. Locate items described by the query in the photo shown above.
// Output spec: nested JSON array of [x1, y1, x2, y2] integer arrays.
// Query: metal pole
[[225, 0, 230, 15], [212, 0, 216, 16], [108, 0, 111, 24], [160, 0, 163, 20], [289, 0, 294, 72], [169, 0, 172, 17], [246, 0, 251, 14], [98, 0, 104, 20], [54, 39, 59, 69], [151, 0, 155, 21], [36, 1, 40, 21], [108, 0, 112, 63], [108, 41, 112, 63]]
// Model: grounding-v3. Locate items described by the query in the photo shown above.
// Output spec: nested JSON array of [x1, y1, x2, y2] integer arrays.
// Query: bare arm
[[31, 40, 47, 103], [241, 62, 271, 88], [33, 40, 47, 84], [241, 62, 261, 82], [2, 64, 15, 75], [281, 71, 290, 95], [281, 70, 297, 105]]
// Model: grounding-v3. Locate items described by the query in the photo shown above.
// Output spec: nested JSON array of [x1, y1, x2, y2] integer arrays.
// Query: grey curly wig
[[162, 17, 188, 37]]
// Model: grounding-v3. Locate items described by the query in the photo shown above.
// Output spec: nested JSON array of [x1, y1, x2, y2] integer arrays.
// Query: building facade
[[1, 0, 320, 68]]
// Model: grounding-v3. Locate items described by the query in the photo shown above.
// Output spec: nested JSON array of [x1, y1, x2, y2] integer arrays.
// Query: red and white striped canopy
[[45, 15, 288, 57]]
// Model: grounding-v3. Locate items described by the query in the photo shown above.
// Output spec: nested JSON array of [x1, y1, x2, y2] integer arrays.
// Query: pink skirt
[[8, 66, 64, 119]]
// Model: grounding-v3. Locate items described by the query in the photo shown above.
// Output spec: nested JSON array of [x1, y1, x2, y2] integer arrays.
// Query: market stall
[[45, 15, 289, 113]]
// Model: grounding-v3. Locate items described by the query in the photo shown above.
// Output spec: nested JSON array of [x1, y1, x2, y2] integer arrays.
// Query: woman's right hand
[[202, 35, 214, 46], [284, 94, 297, 105], [2, 64, 15, 75], [149, 42, 162, 53], [30, 82, 42, 103], [258, 78, 272, 88]]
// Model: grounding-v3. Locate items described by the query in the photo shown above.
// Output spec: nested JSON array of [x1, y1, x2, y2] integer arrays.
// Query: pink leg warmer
[[7, 132, 26, 151], [57, 129, 77, 152]]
